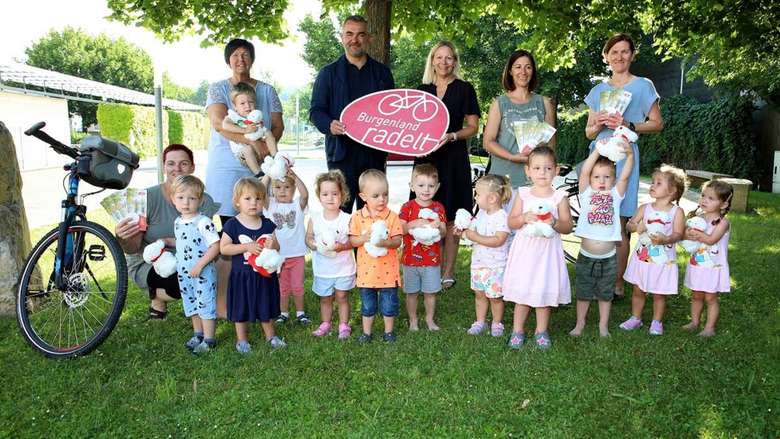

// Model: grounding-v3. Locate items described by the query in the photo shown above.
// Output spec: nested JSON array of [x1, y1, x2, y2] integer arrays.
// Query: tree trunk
[[365, 0, 392, 65], [0, 122, 32, 315]]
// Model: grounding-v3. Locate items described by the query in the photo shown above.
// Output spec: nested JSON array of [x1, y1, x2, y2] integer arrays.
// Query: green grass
[[1, 194, 779, 437]]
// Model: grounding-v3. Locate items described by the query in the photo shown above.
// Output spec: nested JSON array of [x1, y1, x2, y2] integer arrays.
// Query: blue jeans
[[359, 287, 399, 317]]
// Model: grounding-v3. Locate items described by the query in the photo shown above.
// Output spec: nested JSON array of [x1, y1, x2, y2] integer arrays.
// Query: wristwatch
[[628, 121, 636, 131]]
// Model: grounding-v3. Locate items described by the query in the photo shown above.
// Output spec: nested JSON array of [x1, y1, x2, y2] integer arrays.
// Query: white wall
[[0, 91, 70, 170]]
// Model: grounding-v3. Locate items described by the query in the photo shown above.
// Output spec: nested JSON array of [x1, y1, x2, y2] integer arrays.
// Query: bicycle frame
[[54, 164, 87, 290]]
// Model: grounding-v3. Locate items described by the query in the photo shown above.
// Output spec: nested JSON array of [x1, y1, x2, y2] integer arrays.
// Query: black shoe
[[357, 333, 373, 344], [382, 332, 397, 343], [297, 313, 312, 325]]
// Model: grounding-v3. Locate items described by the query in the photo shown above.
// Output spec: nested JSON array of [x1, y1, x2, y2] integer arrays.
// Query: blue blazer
[[309, 55, 395, 163]]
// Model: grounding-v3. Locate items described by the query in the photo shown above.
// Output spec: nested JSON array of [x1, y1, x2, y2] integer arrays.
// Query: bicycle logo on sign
[[377, 90, 439, 122]]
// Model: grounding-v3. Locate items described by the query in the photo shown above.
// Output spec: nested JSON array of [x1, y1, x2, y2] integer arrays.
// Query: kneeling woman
[[115, 144, 219, 319]]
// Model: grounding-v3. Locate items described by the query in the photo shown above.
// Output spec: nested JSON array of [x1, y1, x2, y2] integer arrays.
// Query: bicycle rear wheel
[[16, 221, 127, 358], [562, 190, 582, 263]]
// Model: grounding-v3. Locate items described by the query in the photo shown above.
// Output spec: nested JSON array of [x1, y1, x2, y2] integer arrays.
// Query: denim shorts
[[575, 253, 617, 301], [359, 287, 399, 317], [402, 265, 441, 294], [312, 275, 356, 297]]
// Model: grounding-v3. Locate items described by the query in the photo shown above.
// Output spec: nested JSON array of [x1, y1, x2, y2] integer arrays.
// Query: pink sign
[[340, 89, 450, 157]]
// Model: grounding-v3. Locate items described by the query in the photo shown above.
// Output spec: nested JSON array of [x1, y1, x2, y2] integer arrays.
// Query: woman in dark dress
[[415, 41, 480, 289]]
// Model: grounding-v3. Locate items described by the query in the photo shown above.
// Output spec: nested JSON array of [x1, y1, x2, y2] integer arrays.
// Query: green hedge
[[555, 95, 757, 178], [97, 103, 208, 159]]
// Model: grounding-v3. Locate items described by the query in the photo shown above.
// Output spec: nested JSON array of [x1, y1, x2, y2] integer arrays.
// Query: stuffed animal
[[595, 125, 638, 163], [454, 209, 474, 231], [142, 239, 177, 278], [227, 109, 266, 141], [680, 216, 708, 254], [260, 152, 294, 181], [638, 209, 670, 247], [409, 208, 442, 246], [238, 234, 283, 277], [364, 220, 389, 258], [316, 227, 338, 258], [522, 201, 555, 238]]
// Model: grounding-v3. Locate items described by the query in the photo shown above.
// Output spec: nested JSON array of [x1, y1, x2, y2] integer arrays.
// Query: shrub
[[98, 104, 209, 158], [555, 95, 757, 178]]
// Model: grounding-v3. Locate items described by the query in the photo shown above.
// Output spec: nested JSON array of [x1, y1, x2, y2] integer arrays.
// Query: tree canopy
[[105, 0, 780, 104]]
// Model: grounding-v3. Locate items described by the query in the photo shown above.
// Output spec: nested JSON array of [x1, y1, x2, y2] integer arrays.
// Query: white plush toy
[[409, 208, 442, 246], [595, 125, 638, 163], [454, 209, 474, 231], [227, 109, 265, 141], [142, 239, 177, 278], [238, 234, 283, 276], [523, 201, 555, 238], [638, 209, 670, 246], [316, 227, 338, 258], [680, 216, 708, 254], [260, 152, 294, 181], [364, 220, 389, 258]]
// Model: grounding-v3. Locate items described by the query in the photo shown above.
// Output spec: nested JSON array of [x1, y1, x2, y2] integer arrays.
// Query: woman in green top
[[114, 144, 219, 319], [483, 49, 556, 189]]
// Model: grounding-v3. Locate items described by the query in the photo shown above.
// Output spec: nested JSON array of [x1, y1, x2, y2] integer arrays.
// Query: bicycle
[[16, 122, 138, 358], [377, 89, 439, 122]]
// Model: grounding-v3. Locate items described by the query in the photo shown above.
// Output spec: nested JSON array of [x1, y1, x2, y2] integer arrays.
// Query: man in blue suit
[[310, 15, 395, 212]]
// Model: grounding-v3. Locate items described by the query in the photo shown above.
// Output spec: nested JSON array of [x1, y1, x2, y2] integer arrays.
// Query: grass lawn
[[1, 193, 778, 437]]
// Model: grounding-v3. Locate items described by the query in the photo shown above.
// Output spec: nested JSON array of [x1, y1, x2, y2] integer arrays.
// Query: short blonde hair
[[315, 170, 351, 204], [476, 174, 512, 205], [653, 164, 688, 204], [229, 82, 256, 104], [422, 41, 462, 85], [171, 175, 205, 200], [232, 177, 266, 207], [358, 168, 388, 192], [411, 163, 439, 182]]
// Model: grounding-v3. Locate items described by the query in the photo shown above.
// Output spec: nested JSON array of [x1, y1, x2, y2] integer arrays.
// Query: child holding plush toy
[[620, 165, 687, 335], [349, 169, 403, 343], [569, 144, 634, 338], [681, 180, 734, 337], [454, 174, 512, 338], [171, 175, 221, 353], [262, 169, 310, 325], [221, 82, 278, 177], [220, 177, 285, 353], [503, 146, 573, 350], [305, 170, 356, 339], [400, 164, 447, 332]]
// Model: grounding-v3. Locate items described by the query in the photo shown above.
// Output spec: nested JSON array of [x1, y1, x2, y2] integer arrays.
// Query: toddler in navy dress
[[219, 177, 286, 353], [171, 175, 221, 353]]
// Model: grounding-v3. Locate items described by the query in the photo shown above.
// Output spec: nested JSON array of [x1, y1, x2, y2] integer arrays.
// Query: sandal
[[148, 306, 167, 320], [441, 278, 456, 289]]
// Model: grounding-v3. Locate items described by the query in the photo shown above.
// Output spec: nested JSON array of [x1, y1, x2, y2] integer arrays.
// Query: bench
[[685, 170, 733, 188], [716, 177, 753, 213]]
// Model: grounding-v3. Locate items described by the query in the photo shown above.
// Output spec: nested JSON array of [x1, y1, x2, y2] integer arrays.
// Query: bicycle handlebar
[[24, 121, 79, 160]]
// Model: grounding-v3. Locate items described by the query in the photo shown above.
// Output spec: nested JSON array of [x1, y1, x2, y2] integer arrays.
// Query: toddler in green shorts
[[570, 145, 633, 337]]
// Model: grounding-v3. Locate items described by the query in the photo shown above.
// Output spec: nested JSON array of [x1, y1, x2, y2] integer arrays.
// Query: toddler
[[456, 174, 512, 338], [262, 170, 310, 325], [349, 169, 403, 343], [503, 146, 573, 350], [682, 180, 734, 337], [400, 164, 447, 331], [171, 175, 220, 353], [620, 164, 687, 335], [570, 145, 633, 337], [220, 177, 285, 353], [305, 170, 356, 339], [221, 82, 278, 176]]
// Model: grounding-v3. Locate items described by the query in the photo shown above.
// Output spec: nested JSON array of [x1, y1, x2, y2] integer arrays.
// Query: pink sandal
[[312, 321, 332, 337], [337, 323, 351, 340]]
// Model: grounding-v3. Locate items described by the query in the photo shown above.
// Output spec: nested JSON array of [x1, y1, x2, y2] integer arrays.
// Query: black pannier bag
[[77, 135, 140, 190]]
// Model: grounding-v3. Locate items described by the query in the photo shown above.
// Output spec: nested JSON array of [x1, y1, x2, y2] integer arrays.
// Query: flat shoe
[[441, 278, 456, 289]]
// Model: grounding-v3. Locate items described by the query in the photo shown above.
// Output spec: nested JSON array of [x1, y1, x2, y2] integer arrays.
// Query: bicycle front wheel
[[16, 221, 127, 358]]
